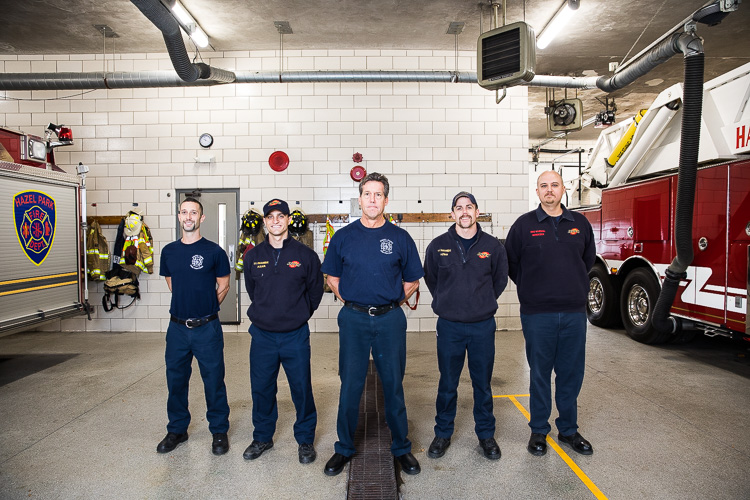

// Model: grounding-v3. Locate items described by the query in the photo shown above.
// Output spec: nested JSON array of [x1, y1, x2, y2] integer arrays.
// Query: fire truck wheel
[[620, 268, 670, 344], [587, 264, 621, 328]]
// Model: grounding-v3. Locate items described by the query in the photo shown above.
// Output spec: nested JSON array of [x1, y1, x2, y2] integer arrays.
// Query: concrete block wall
[[0, 49, 528, 333]]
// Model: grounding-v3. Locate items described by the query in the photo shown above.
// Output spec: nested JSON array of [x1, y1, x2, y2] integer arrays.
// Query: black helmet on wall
[[242, 210, 263, 235], [289, 209, 308, 235]]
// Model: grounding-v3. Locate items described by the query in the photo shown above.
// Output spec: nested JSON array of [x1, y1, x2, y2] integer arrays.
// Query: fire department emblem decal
[[190, 254, 204, 270], [287, 261, 301, 268], [13, 190, 56, 266], [477, 252, 490, 259], [380, 238, 393, 255], [568, 228, 580, 235]]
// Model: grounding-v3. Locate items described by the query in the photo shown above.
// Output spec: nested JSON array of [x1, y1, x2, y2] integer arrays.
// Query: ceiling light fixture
[[536, 0, 580, 50], [170, 1, 209, 48]]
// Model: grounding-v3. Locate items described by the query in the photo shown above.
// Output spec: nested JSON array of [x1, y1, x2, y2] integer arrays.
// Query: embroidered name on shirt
[[438, 248, 451, 257], [254, 260, 268, 269], [477, 252, 490, 259], [568, 228, 580, 235], [190, 254, 204, 270], [287, 261, 301, 268], [380, 238, 393, 255], [530, 230, 546, 237]]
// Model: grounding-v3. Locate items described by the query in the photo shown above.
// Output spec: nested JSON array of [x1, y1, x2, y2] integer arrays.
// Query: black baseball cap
[[263, 199, 290, 217], [451, 191, 477, 209]]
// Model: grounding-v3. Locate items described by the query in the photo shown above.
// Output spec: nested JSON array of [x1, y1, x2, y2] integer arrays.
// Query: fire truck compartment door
[[1, 171, 81, 332]]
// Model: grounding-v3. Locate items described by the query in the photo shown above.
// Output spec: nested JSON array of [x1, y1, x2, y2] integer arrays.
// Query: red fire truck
[[0, 124, 87, 334], [572, 62, 750, 344]]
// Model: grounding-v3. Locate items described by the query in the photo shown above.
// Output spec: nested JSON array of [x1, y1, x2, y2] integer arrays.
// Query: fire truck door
[[728, 161, 750, 334], [687, 166, 729, 323]]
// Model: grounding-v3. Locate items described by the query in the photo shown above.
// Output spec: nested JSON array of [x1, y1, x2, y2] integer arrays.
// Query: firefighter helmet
[[242, 210, 263, 235], [123, 210, 143, 237], [289, 209, 308, 235]]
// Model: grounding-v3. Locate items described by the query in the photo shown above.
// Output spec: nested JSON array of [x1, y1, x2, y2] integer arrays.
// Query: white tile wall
[[2, 49, 531, 333]]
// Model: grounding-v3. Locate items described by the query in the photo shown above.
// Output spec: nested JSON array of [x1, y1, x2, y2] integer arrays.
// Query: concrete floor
[[1, 324, 749, 499]]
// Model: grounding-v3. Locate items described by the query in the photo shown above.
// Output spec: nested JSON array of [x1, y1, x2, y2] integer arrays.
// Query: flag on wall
[[323, 217, 334, 255]]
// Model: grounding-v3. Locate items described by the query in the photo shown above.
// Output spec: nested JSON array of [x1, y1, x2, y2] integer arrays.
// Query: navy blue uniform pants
[[434, 317, 496, 440], [334, 305, 411, 457], [165, 319, 230, 434], [249, 323, 317, 444], [520, 312, 587, 436]]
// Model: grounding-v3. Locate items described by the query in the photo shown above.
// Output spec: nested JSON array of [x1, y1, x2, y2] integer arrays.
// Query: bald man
[[505, 170, 596, 457]]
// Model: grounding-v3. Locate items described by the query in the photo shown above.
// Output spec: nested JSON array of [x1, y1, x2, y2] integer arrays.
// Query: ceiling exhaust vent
[[477, 21, 536, 90]]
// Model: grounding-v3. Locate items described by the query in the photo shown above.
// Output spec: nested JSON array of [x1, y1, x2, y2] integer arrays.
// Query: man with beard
[[423, 191, 508, 461], [157, 197, 232, 456], [505, 170, 596, 457], [242, 199, 323, 464]]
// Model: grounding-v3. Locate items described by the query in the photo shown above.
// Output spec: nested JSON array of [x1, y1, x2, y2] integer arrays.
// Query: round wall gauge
[[199, 133, 214, 148]]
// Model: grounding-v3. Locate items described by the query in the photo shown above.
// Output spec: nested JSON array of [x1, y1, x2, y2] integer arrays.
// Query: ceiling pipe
[[0, 71, 479, 91], [130, 0, 234, 83]]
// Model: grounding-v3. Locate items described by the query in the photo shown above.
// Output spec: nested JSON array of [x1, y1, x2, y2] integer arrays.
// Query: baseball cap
[[451, 191, 477, 209], [263, 199, 290, 217]]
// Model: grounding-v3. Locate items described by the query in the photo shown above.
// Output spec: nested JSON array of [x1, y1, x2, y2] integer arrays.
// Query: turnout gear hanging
[[86, 219, 110, 281], [289, 209, 314, 249], [102, 264, 141, 311], [235, 209, 264, 274], [114, 210, 154, 274]]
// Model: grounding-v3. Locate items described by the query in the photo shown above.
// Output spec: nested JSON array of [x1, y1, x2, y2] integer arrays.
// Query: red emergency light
[[58, 127, 73, 141]]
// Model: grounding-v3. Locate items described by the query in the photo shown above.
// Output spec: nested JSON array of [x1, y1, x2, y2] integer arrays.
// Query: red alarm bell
[[350, 165, 366, 181]]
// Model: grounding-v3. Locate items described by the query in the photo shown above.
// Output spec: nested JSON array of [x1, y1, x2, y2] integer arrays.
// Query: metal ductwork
[[0, 71, 478, 91], [130, 0, 235, 84]]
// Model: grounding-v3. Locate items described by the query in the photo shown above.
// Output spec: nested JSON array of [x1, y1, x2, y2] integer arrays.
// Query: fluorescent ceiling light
[[537, 0, 578, 50], [170, 1, 209, 48], [190, 26, 209, 48], [171, 3, 193, 25]]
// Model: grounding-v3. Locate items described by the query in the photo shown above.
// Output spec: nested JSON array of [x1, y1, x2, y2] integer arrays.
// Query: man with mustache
[[423, 191, 508, 461]]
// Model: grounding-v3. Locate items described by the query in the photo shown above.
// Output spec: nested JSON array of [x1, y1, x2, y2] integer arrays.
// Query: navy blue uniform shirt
[[505, 205, 595, 315], [160, 237, 231, 319], [321, 219, 423, 306], [424, 223, 508, 322]]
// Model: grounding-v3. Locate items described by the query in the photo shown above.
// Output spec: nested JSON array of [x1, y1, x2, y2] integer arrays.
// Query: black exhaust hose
[[651, 48, 705, 334], [596, 32, 702, 93], [130, 0, 201, 82]]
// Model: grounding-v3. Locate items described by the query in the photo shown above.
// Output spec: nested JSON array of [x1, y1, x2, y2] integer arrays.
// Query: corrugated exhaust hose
[[651, 45, 705, 337], [129, 0, 235, 84]]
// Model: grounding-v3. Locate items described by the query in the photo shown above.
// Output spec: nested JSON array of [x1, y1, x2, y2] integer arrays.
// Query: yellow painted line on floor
[[495, 394, 608, 500]]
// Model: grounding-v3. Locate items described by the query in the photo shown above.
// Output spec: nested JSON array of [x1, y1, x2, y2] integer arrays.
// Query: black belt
[[344, 301, 398, 316], [170, 314, 218, 328]]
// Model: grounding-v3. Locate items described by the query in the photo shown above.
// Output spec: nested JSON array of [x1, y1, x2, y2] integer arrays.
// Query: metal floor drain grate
[[347, 360, 398, 500]]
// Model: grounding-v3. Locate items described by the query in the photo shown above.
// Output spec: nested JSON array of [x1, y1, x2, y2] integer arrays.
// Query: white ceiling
[[1, 0, 748, 143]]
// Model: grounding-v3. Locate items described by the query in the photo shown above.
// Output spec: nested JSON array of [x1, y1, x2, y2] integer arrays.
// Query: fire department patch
[[190, 254, 204, 270], [477, 252, 490, 259], [287, 260, 301, 268], [380, 238, 393, 255], [568, 228, 580, 235], [13, 190, 56, 266]]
